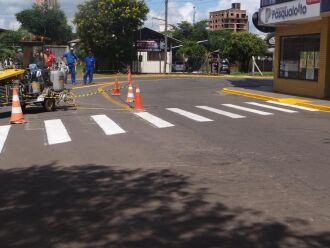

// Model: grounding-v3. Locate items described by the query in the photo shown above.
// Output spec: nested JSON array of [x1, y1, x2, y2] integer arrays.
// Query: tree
[[74, 0, 148, 69], [177, 41, 207, 72], [16, 3, 72, 44], [172, 20, 208, 42], [208, 30, 232, 55], [0, 29, 30, 61], [223, 32, 267, 72]]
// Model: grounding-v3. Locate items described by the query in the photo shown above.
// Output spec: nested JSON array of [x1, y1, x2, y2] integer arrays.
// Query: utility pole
[[193, 6, 196, 25], [163, 0, 168, 74]]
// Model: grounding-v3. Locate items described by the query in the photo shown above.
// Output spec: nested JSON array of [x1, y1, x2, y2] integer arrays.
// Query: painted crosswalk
[[0, 101, 324, 154], [266, 101, 319, 111], [44, 119, 72, 145], [91, 115, 126, 135], [196, 106, 246, 119], [134, 112, 174, 128], [245, 102, 298, 113], [222, 104, 274, 116], [167, 108, 214, 122], [0, 125, 11, 154]]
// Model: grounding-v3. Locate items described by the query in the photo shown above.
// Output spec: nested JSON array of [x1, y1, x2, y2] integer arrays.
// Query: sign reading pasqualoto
[[259, 0, 321, 25]]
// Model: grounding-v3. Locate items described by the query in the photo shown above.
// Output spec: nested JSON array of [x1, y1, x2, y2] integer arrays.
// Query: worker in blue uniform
[[83, 50, 96, 85], [63, 47, 78, 85]]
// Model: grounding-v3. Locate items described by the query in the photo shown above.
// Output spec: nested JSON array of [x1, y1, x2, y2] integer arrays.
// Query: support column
[[324, 17, 330, 97]]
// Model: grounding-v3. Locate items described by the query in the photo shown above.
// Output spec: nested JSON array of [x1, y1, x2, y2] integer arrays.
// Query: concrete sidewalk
[[222, 85, 330, 112]]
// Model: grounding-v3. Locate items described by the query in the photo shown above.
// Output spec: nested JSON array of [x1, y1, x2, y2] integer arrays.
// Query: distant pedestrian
[[83, 50, 96, 85], [63, 47, 78, 85]]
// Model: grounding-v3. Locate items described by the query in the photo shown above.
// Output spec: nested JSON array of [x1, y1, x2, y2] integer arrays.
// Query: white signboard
[[259, 0, 320, 25]]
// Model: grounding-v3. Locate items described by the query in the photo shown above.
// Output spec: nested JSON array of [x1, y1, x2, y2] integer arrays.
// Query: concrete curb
[[222, 88, 330, 112]]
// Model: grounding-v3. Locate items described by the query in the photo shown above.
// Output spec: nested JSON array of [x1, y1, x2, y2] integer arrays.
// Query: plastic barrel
[[50, 70, 64, 91]]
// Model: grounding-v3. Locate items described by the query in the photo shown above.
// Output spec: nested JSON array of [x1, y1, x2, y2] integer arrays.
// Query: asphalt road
[[0, 76, 330, 248]]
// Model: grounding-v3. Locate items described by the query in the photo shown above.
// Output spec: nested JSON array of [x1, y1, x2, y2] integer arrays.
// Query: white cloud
[[145, 1, 199, 31]]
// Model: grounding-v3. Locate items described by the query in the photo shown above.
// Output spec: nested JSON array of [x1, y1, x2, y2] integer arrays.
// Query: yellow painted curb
[[222, 88, 278, 101], [296, 102, 330, 112], [222, 88, 330, 112], [277, 98, 311, 104]]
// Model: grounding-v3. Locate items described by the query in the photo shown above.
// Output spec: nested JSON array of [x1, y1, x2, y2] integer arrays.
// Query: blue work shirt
[[63, 52, 77, 65], [84, 56, 96, 70]]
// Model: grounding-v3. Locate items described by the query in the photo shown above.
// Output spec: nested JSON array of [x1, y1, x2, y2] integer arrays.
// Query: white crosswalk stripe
[[222, 104, 274, 116], [44, 119, 72, 145], [0, 125, 11, 154], [196, 106, 246, 119], [91, 115, 126, 135], [167, 108, 214, 122], [134, 112, 174, 128], [266, 101, 319, 111], [245, 102, 298, 113]]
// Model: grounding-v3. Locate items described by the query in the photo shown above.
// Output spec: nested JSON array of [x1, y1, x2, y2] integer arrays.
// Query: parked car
[[172, 62, 185, 72], [219, 59, 230, 74]]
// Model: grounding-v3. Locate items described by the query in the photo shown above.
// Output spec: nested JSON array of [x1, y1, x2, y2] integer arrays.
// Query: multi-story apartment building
[[35, 0, 58, 8], [209, 3, 248, 32]]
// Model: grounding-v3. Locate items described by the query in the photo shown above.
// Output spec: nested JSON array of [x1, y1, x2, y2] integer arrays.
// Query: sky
[[0, 0, 260, 33]]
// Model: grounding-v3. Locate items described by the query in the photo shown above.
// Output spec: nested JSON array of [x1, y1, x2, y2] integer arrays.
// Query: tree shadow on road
[[0, 163, 329, 248], [226, 79, 273, 93]]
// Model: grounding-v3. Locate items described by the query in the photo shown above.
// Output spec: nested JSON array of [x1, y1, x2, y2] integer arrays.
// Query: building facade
[[209, 3, 248, 32], [254, 0, 330, 99], [35, 0, 58, 8], [133, 28, 180, 74]]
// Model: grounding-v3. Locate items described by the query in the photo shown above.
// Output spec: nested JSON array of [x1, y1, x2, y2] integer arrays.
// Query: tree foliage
[[177, 41, 207, 72], [16, 3, 72, 44], [223, 32, 267, 72], [0, 29, 30, 61], [74, 0, 149, 68], [171, 19, 267, 72], [172, 20, 208, 42], [207, 30, 231, 55]]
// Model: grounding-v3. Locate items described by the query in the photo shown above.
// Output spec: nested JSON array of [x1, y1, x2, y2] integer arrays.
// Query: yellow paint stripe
[[98, 86, 132, 111], [222, 87, 330, 112], [90, 74, 273, 80], [74, 80, 131, 90]]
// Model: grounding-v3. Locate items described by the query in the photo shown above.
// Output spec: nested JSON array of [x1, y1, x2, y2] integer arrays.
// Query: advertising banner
[[259, 0, 321, 25], [136, 40, 161, 51]]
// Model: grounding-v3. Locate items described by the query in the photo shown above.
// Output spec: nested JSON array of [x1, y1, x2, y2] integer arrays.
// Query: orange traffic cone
[[134, 84, 144, 111], [126, 84, 135, 103], [111, 77, 121, 96], [10, 88, 27, 124], [128, 69, 133, 85]]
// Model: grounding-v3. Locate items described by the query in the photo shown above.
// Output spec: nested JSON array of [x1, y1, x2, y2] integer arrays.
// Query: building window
[[147, 52, 164, 61], [279, 34, 320, 81]]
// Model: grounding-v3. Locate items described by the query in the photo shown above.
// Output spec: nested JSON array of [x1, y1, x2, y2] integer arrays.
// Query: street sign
[[259, 0, 321, 25]]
